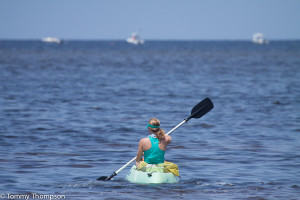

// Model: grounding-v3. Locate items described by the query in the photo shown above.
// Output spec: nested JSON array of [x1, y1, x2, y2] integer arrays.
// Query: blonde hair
[[148, 118, 165, 141]]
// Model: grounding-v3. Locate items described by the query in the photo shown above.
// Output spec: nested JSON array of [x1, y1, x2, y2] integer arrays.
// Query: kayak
[[126, 165, 180, 184]]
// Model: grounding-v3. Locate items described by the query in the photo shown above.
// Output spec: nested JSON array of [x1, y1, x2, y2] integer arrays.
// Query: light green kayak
[[126, 165, 180, 184]]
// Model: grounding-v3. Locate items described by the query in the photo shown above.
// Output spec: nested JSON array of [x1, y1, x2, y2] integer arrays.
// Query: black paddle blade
[[97, 176, 109, 181], [97, 172, 117, 181], [186, 98, 214, 122]]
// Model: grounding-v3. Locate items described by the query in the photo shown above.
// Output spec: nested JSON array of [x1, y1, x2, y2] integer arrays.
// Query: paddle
[[97, 98, 214, 181]]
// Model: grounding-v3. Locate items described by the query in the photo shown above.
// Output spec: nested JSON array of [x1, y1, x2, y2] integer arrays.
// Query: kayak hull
[[126, 165, 180, 184]]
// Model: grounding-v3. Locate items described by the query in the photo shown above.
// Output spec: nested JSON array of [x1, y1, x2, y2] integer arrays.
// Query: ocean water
[[0, 40, 299, 200]]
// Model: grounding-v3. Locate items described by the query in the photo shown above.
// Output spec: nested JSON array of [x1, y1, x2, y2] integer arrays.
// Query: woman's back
[[143, 134, 171, 164], [142, 134, 171, 151]]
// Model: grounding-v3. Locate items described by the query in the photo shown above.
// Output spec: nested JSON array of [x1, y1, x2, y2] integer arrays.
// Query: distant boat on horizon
[[126, 33, 144, 45], [42, 37, 62, 44], [252, 33, 269, 44]]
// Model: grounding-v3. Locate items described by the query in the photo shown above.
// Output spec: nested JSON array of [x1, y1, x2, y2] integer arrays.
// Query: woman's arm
[[165, 135, 172, 145], [136, 138, 145, 167]]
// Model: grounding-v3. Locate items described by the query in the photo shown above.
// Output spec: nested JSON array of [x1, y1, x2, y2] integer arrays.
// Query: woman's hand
[[135, 161, 141, 168]]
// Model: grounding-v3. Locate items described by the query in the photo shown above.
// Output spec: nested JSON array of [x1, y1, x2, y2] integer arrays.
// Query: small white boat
[[126, 33, 144, 45], [252, 33, 268, 44], [126, 165, 180, 184], [42, 37, 62, 44]]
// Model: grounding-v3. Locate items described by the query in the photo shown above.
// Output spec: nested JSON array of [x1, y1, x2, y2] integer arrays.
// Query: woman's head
[[147, 118, 165, 140]]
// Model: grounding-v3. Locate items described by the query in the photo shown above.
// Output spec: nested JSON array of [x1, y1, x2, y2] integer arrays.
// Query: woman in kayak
[[135, 118, 179, 176], [136, 118, 171, 166]]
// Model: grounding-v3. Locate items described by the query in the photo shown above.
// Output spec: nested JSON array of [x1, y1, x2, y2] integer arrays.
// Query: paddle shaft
[[111, 119, 187, 178]]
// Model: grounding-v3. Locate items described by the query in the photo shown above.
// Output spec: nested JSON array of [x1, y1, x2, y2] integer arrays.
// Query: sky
[[0, 0, 299, 40]]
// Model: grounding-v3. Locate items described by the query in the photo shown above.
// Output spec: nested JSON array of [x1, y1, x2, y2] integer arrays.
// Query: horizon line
[[1, 38, 300, 42]]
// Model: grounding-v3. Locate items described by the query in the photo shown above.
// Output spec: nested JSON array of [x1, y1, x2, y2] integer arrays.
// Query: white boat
[[252, 33, 268, 44], [42, 37, 62, 44], [126, 165, 180, 184], [126, 33, 144, 45]]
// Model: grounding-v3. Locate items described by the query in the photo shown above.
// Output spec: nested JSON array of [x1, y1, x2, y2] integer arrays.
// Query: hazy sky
[[1, 0, 299, 40]]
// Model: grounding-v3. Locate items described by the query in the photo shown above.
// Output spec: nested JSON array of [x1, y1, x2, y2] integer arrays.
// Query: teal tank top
[[144, 135, 165, 164]]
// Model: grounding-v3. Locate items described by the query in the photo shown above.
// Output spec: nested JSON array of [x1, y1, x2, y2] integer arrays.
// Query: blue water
[[0, 40, 299, 200]]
